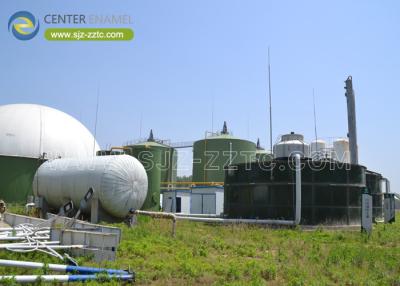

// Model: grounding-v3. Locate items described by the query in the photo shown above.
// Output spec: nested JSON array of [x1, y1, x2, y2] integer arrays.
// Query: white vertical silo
[[310, 139, 326, 160], [333, 138, 350, 163]]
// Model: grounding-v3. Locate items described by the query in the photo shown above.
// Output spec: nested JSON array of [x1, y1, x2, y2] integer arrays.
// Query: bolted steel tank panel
[[224, 159, 367, 225], [255, 138, 272, 162], [125, 143, 163, 211], [0, 155, 45, 202], [124, 130, 177, 210], [256, 149, 273, 162], [192, 130, 256, 183], [33, 155, 148, 219], [366, 170, 384, 221]]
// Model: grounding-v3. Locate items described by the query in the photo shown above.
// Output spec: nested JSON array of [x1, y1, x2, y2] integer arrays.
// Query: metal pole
[[268, 47, 273, 154], [313, 89, 318, 143]]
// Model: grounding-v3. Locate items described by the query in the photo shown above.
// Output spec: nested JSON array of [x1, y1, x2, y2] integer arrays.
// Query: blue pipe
[[0, 274, 134, 283], [68, 274, 134, 282], [0, 259, 132, 276], [65, 265, 129, 275]]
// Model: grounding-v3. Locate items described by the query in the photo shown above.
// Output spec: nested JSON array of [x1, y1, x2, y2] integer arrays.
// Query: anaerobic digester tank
[[224, 159, 366, 225], [0, 104, 100, 202], [124, 130, 177, 210], [33, 155, 148, 219], [192, 122, 256, 183]]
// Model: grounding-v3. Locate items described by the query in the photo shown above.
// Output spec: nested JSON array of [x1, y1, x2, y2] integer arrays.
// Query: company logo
[[8, 11, 40, 40]]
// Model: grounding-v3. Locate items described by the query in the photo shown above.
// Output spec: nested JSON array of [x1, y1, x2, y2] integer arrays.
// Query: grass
[[1, 206, 400, 285]]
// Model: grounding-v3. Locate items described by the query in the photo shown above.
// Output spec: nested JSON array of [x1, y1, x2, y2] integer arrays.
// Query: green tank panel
[[125, 141, 177, 210], [126, 144, 162, 210], [0, 155, 44, 202], [192, 134, 256, 183], [366, 170, 384, 221], [170, 149, 178, 183], [224, 159, 367, 225], [256, 149, 273, 162]]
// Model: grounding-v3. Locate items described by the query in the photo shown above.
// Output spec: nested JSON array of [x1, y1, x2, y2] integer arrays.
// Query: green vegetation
[[176, 175, 192, 182], [1, 208, 399, 285]]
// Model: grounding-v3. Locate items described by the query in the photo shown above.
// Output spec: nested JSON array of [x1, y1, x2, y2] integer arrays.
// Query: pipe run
[[133, 210, 176, 236], [0, 259, 129, 275], [0, 242, 59, 248], [0, 236, 50, 241], [0, 274, 134, 283], [174, 213, 220, 218], [0, 245, 85, 250]]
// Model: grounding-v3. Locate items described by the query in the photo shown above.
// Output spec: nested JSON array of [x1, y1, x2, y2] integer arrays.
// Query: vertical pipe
[[294, 154, 301, 225], [229, 142, 232, 165], [345, 76, 359, 165], [385, 178, 391, 193]]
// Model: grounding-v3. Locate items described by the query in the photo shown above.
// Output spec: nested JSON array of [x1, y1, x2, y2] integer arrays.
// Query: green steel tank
[[192, 122, 256, 183], [0, 104, 99, 203], [0, 156, 45, 202], [366, 170, 384, 222], [255, 138, 273, 162], [125, 130, 177, 210], [224, 159, 367, 225]]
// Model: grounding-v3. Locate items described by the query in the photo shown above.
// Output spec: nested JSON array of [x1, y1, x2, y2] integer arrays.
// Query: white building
[[161, 186, 224, 215]]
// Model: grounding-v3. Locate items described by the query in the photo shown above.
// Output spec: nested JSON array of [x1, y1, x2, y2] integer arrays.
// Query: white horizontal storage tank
[[33, 155, 148, 219], [310, 139, 326, 160], [273, 132, 310, 158], [333, 138, 350, 163]]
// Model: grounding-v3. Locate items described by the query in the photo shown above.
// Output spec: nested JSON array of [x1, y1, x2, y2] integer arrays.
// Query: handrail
[[160, 182, 224, 185]]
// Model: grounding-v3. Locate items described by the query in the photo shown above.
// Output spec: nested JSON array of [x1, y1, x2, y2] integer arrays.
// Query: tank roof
[[0, 103, 99, 159], [126, 130, 173, 149]]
